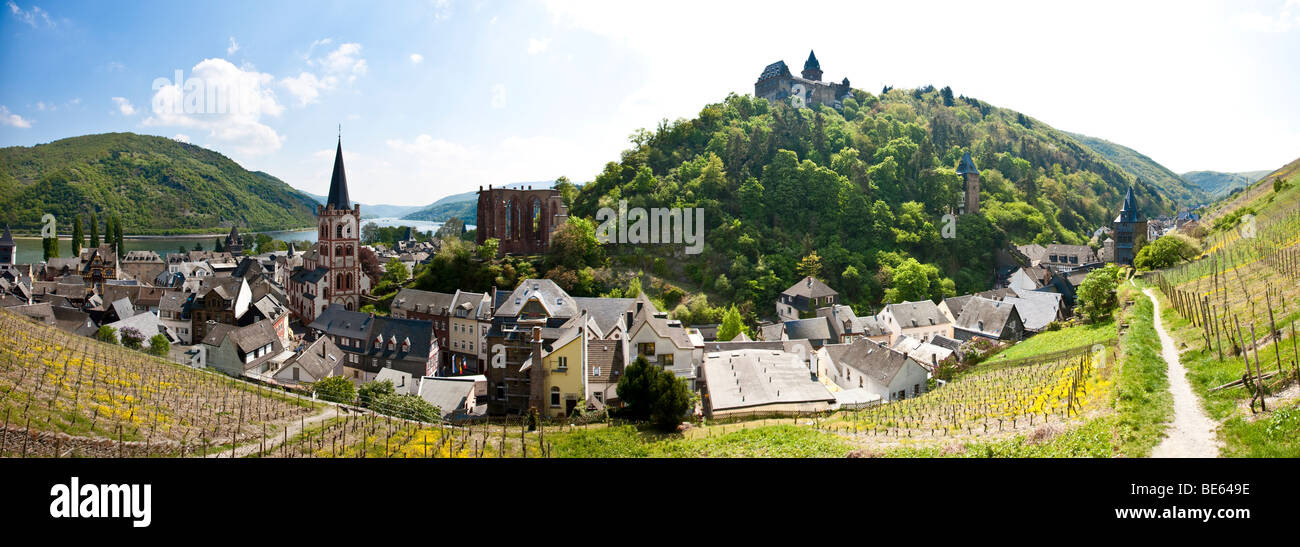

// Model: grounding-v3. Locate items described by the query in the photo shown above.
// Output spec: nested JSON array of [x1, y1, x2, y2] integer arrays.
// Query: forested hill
[[0, 133, 319, 234], [569, 87, 1178, 311], [1066, 132, 1205, 207]]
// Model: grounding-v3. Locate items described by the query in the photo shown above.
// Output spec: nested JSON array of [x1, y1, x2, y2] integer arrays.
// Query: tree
[[382, 257, 410, 285], [359, 246, 382, 285], [358, 379, 396, 407], [193, 241, 204, 251], [884, 258, 931, 303], [361, 222, 379, 244], [717, 305, 750, 341], [1134, 234, 1201, 271], [547, 216, 604, 270], [374, 393, 441, 422], [120, 326, 145, 350], [435, 217, 466, 240], [95, 325, 118, 344], [554, 176, 579, 209], [616, 356, 692, 430], [313, 376, 356, 404], [1076, 265, 1120, 323], [72, 215, 83, 257], [797, 251, 823, 278], [42, 237, 59, 261], [89, 212, 99, 247], [214, 238, 224, 252], [148, 334, 170, 356], [476, 237, 500, 260]]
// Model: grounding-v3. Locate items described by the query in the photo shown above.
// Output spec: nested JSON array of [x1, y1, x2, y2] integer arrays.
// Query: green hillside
[[402, 199, 476, 224], [1180, 169, 1271, 201], [569, 87, 1180, 311], [1066, 132, 1205, 207], [0, 132, 319, 234]]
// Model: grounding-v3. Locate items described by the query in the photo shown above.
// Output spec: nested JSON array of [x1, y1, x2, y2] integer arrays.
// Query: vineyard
[[1144, 166, 1300, 455], [0, 310, 319, 457], [815, 343, 1113, 439], [246, 412, 558, 458]]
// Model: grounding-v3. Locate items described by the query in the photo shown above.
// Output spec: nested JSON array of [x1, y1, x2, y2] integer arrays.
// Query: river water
[[13, 217, 461, 264]]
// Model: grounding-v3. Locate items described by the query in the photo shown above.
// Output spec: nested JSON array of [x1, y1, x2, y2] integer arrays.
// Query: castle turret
[[956, 152, 980, 214], [802, 50, 822, 81]]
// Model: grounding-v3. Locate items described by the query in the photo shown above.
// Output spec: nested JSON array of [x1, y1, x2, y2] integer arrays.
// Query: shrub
[[120, 327, 144, 350], [313, 376, 356, 404], [147, 334, 170, 356]]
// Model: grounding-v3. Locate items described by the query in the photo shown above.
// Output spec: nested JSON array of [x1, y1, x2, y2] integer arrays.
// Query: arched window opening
[[504, 199, 515, 240], [531, 197, 543, 235], [336, 224, 344, 238]]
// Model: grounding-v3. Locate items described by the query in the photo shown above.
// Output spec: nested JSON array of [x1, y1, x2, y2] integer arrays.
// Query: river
[[13, 217, 464, 264]]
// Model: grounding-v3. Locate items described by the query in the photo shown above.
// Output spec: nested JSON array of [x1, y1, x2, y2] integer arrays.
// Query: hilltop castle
[[755, 50, 853, 110]]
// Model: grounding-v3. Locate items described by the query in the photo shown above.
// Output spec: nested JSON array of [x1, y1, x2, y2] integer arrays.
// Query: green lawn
[[983, 320, 1118, 365], [548, 424, 853, 458]]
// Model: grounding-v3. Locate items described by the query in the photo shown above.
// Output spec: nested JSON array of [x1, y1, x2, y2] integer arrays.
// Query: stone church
[[475, 184, 568, 256], [288, 138, 371, 323], [1111, 186, 1146, 266], [755, 50, 853, 110]]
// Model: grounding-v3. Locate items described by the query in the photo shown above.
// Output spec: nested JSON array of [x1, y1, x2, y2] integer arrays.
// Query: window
[[913, 384, 921, 396], [896, 390, 905, 400], [550, 387, 560, 407], [660, 354, 674, 367], [637, 343, 654, 357], [496, 383, 505, 400], [291, 367, 299, 381], [593, 392, 603, 403], [593, 366, 602, 377], [557, 356, 568, 370]]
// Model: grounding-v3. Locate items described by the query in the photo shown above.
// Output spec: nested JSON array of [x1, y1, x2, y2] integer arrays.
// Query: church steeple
[[326, 136, 351, 210]]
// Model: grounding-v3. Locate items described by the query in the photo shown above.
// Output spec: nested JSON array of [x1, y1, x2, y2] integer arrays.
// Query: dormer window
[[401, 337, 411, 352], [373, 334, 383, 348]]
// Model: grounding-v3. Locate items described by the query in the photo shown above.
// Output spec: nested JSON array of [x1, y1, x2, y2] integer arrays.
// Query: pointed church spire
[[956, 152, 979, 175], [804, 50, 820, 70], [326, 136, 351, 210], [1118, 185, 1140, 222], [0, 225, 13, 245]]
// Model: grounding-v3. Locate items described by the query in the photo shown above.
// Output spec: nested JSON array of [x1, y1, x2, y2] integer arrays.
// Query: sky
[[1, 0, 1299, 207]]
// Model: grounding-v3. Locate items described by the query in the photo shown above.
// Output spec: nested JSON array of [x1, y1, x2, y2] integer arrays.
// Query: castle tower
[[0, 225, 15, 274], [956, 152, 980, 214], [225, 225, 243, 255], [314, 137, 364, 310], [1112, 185, 1146, 266], [802, 50, 823, 81]]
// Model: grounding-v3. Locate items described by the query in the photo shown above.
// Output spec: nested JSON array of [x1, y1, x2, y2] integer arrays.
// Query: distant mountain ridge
[[0, 132, 318, 234], [1065, 132, 1206, 208], [1180, 170, 1271, 201], [300, 191, 424, 219], [400, 181, 554, 224]]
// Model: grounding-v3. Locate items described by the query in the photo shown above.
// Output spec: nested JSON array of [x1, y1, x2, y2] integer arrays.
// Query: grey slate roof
[[281, 336, 343, 381], [392, 288, 455, 316], [309, 304, 374, 340], [954, 297, 1019, 338], [494, 279, 578, 319], [326, 137, 352, 210], [781, 276, 838, 299], [956, 151, 980, 175], [821, 339, 922, 388], [702, 349, 834, 412], [1002, 296, 1057, 331], [783, 317, 832, 342], [942, 295, 973, 320], [572, 296, 635, 335], [883, 299, 950, 328]]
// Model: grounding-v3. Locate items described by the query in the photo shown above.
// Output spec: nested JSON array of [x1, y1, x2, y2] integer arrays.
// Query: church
[[288, 137, 371, 323]]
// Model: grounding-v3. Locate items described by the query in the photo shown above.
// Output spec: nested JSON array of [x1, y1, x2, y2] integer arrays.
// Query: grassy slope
[[1181, 170, 1271, 201], [982, 320, 1117, 365], [0, 132, 319, 233]]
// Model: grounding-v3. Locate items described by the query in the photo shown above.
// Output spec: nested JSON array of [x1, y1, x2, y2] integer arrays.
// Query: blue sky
[[2, 0, 1299, 207]]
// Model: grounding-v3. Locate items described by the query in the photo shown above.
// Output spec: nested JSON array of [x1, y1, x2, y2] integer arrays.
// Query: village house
[[530, 325, 586, 418], [201, 320, 286, 379], [776, 276, 838, 322], [628, 301, 704, 390], [875, 299, 953, 344], [157, 290, 194, 344], [309, 304, 439, 384], [190, 277, 252, 344], [700, 347, 836, 418], [952, 297, 1025, 342], [418, 375, 488, 421], [447, 290, 492, 375], [819, 339, 930, 402], [484, 279, 582, 415], [375, 367, 419, 396]]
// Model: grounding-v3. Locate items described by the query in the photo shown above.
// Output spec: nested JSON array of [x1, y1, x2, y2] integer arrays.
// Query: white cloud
[[227, 36, 240, 56], [7, 1, 53, 28], [144, 58, 284, 156], [432, 0, 452, 21], [35, 101, 52, 111], [281, 41, 369, 107], [111, 96, 137, 116], [281, 72, 328, 106], [0, 105, 32, 128], [409, 53, 424, 64], [173, 134, 190, 143], [1234, 0, 1300, 32], [490, 84, 506, 109], [527, 37, 551, 55], [317, 42, 368, 82]]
